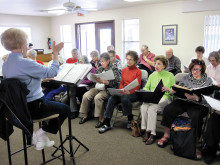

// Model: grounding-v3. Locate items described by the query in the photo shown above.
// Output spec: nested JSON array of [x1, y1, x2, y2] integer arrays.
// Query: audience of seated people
[[61, 55, 97, 119], [27, 49, 44, 65], [1, 27, 220, 164], [79, 53, 121, 128], [90, 50, 101, 69], [107, 45, 121, 61], [158, 59, 213, 160], [141, 55, 175, 145], [66, 48, 79, 64], [1, 28, 71, 150], [108, 50, 122, 74], [137, 45, 155, 75], [165, 48, 182, 75], [99, 50, 142, 133]]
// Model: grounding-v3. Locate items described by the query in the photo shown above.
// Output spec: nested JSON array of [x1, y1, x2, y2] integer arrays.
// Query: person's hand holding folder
[[161, 86, 176, 94], [184, 93, 200, 101], [119, 89, 130, 95], [94, 77, 109, 85]]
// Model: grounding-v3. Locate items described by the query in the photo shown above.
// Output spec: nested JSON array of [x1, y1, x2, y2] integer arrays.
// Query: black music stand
[[51, 82, 89, 165]]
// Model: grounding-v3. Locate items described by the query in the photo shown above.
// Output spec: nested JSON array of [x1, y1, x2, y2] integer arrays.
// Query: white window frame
[[122, 19, 140, 63], [204, 15, 220, 58]]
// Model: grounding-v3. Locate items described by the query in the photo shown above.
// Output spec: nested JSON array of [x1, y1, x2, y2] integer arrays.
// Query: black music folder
[[172, 84, 215, 99], [135, 80, 164, 104]]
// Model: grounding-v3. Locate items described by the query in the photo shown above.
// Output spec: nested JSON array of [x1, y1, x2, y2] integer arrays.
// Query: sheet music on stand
[[203, 95, 220, 111], [107, 78, 139, 96], [54, 64, 92, 85]]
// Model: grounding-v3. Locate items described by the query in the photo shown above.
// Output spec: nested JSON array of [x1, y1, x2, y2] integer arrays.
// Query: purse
[[131, 119, 141, 137]]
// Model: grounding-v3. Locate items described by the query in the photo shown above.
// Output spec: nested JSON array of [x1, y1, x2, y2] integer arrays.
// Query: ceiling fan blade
[[40, 9, 65, 12]]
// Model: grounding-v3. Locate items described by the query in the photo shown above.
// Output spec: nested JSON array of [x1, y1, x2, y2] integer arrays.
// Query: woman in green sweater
[[141, 55, 175, 145]]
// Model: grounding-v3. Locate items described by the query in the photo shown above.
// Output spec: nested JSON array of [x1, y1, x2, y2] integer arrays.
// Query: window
[[60, 25, 73, 61], [76, 21, 115, 61], [122, 19, 140, 63], [204, 15, 220, 57], [0, 26, 31, 57]]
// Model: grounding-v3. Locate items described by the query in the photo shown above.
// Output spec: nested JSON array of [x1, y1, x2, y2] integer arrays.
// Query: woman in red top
[[99, 50, 142, 133]]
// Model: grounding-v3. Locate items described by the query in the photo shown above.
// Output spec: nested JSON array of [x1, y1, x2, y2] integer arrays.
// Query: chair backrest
[[175, 73, 188, 84], [140, 69, 148, 80]]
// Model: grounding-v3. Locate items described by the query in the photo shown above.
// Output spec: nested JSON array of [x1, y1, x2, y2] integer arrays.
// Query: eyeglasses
[[100, 60, 108, 64], [192, 69, 201, 72], [126, 58, 134, 62], [191, 59, 204, 65]]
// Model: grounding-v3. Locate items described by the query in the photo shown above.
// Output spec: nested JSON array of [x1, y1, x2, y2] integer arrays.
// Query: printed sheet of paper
[[107, 78, 139, 96], [203, 95, 220, 111], [88, 70, 115, 82], [54, 64, 74, 81]]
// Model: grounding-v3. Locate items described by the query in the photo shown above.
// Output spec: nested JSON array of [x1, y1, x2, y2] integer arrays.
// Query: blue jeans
[[104, 93, 138, 119], [27, 96, 71, 134]]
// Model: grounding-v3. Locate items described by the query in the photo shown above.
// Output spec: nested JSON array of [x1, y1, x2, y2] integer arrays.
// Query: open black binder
[[172, 84, 215, 99], [135, 80, 164, 104]]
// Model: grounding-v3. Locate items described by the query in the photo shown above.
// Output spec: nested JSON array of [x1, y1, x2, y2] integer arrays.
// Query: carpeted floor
[[0, 114, 219, 165]]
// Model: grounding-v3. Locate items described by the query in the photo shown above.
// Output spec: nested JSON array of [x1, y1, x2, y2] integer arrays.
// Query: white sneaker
[[32, 132, 37, 146], [35, 129, 55, 150]]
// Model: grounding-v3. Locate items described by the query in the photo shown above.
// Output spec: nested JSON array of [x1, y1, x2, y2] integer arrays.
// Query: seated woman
[[108, 50, 122, 74], [158, 59, 213, 160], [141, 55, 175, 145], [79, 53, 120, 128], [1, 28, 71, 150], [90, 50, 101, 69], [206, 51, 220, 100], [99, 50, 142, 133]]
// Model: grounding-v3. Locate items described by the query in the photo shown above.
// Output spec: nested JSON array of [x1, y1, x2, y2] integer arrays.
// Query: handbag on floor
[[170, 116, 197, 159], [131, 119, 141, 137]]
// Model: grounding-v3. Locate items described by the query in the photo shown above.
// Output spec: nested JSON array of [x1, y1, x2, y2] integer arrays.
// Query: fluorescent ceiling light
[[124, 0, 144, 2]]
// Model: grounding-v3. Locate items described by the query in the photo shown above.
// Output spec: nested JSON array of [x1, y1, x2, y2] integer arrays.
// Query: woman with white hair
[[90, 50, 101, 69], [66, 48, 79, 64], [1, 28, 70, 150], [27, 49, 44, 65]]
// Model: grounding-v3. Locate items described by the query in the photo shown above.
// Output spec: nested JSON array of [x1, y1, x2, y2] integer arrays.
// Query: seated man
[[137, 45, 155, 75], [27, 49, 44, 65], [66, 48, 78, 64], [165, 48, 182, 75]]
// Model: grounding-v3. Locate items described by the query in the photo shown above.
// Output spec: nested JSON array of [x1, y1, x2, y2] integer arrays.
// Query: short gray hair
[[142, 45, 148, 50], [71, 48, 78, 54], [100, 52, 110, 61], [27, 49, 37, 58], [208, 51, 220, 63], [78, 55, 89, 64], [107, 45, 115, 51], [90, 50, 99, 57]]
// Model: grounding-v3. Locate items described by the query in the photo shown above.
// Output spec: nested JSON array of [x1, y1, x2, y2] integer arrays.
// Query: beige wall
[[0, 14, 52, 54], [51, 1, 220, 68]]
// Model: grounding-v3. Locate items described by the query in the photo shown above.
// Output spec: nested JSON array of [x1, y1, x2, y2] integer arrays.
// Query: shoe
[[127, 121, 132, 129], [146, 134, 156, 145], [203, 153, 215, 164], [157, 136, 169, 148], [35, 129, 55, 150], [95, 121, 104, 128], [70, 112, 79, 119], [99, 125, 111, 134], [142, 131, 150, 142], [196, 150, 202, 160], [79, 117, 88, 124]]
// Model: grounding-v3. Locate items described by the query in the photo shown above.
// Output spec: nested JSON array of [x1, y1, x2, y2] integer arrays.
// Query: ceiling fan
[[39, 0, 97, 15]]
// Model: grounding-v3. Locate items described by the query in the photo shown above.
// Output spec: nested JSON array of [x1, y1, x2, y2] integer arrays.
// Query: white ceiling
[[0, 0, 190, 17]]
